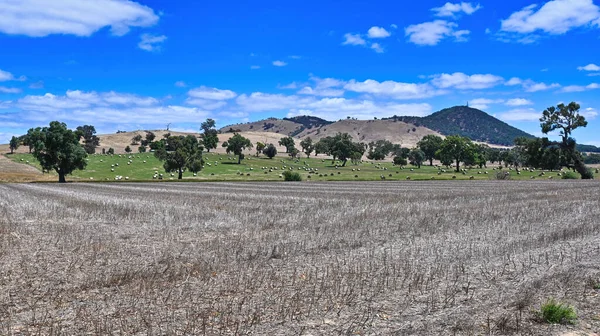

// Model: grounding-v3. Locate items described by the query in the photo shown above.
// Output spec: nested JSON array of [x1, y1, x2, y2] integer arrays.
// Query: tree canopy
[[31, 121, 88, 183], [278, 136, 295, 153], [76, 125, 100, 154], [367, 140, 394, 160], [222, 133, 253, 164], [154, 135, 204, 179], [436, 135, 474, 172], [417, 135, 443, 166], [316, 133, 365, 167], [300, 137, 315, 158], [263, 143, 277, 159], [540, 102, 592, 179], [408, 148, 425, 168], [200, 118, 219, 152]]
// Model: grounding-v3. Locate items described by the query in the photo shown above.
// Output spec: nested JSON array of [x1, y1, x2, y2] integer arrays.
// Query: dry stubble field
[[1, 181, 599, 335]]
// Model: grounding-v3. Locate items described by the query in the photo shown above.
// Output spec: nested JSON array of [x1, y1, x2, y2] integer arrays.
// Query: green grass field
[[5, 152, 578, 182]]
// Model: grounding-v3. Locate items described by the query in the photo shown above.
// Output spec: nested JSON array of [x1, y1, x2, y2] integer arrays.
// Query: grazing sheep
[[431, 176, 435, 180], [193, 173, 197, 177], [354, 175, 358, 178], [338, 172, 341, 174], [89, 177, 94, 180], [279, 174, 283, 178], [406, 176, 411, 180], [143, 160, 146, 163], [111, 168, 115, 172], [548, 176, 553, 180], [380, 175, 385, 180], [125, 177, 129, 180], [357, 169, 360, 171], [452, 175, 456, 179], [530, 176, 535, 179], [469, 176, 474, 180]]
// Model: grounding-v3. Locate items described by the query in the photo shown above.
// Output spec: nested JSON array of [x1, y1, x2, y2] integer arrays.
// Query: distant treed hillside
[[389, 106, 534, 146]]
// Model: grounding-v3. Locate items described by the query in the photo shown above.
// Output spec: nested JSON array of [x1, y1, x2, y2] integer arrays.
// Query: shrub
[[493, 171, 511, 180], [561, 171, 579, 179], [282, 171, 302, 181], [580, 168, 594, 180], [539, 298, 576, 324], [393, 157, 407, 166]]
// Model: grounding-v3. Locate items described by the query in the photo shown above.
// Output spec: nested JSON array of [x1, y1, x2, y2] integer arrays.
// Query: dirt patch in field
[[0, 155, 52, 182]]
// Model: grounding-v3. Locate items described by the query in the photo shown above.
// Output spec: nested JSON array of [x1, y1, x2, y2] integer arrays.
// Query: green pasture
[[6, 152, 575, 182]]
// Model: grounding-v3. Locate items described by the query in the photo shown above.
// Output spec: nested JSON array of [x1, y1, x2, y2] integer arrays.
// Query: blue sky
[[1, 0, 600, 145]]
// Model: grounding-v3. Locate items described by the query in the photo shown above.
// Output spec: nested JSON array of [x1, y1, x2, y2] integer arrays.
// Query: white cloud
[[370, 43, 384, 53], [16, 90, 159, 112], [187, 86, 237, 100], [578, 64, 600, 71], [560, 83, 600, 92], [344, 79, 443, 99], [272, 60, 287, 67], [582, 107, 598, 119], [390, 24, 398, 29], [296, 75, 346, 97], [405, 20, 470, 46], [0, 69, 26, 82], [342, 33, 366, 46], [500, 0, 600, 43], [498, 108, 541, 121], [185, 99, 227, 110], [138, 34, 166, 51], [367, 26, 391, 38], [505, 98, 534, 106], [238, 92, 432, 121], [250, 65, 261, 70], [175, 81, 187, 87], [430, 72, 504, 89], [0, 0, 159, 37], [432, 2, 482, 17], [29, 81, 44, 89], [0, 87, 22, 94], [521, 80, 561, 92], [505, 77, 523, 86], [469, 98, 504, 110]]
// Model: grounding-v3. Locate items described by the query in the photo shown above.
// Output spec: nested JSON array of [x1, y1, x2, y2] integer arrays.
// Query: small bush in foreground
[[561, 171, 579, 179], [282, 171, 302, 181], [539, 298, 577, 324], [493, 171, 511, 180]]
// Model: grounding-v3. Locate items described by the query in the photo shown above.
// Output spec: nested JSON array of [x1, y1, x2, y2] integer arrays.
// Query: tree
[[107, 148, 115, 155], [436, 135, 474, 172], [300, 137, 315, 158], [408, 148, 425, 168], [125, 146, 132, 153], [200, 118, 219, 152], [131, 134, 142, 145], [417, 135, 443, 166], [393, 156, 408, 166], [142, 131, 156, 146], [330, 133, 365, 167], [289, 147, 300, 159], [138, 145, 147, 153], [256, 142, 266, 157], [31, 121, 87, 183], [76, 125, 100, 154], [222, 133, 252, 164], [154, 135, 204, 179], [278, 136, 295, 153], [315, 136, 334, 157], [9, 136, 19, 154], [263, 143, 277, 159], [367, 140, 394, 160], [540, 102, 593, 179]]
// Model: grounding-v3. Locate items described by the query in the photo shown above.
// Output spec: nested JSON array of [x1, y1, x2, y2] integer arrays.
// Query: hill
[[293, 119, 442, 147], [0, 130, 291, 155], [389, 106, 534, 146]]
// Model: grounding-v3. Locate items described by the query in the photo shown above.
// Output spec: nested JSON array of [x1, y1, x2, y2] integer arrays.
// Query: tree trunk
[[10, 149, 13, 154], [429, 158, 433, 166], [58, 172, 66, 183], [456, 159, 460, 172], [238, 155, 241, 164], [342, 159, 347, 167], [178, 170, 183, 179]]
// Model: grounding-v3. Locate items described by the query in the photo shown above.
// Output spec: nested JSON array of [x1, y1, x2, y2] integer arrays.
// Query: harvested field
[[1, 181, 599, 335]]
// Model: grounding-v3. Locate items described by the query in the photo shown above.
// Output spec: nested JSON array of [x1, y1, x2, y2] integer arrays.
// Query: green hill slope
[[389, 106, 534, 146]]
